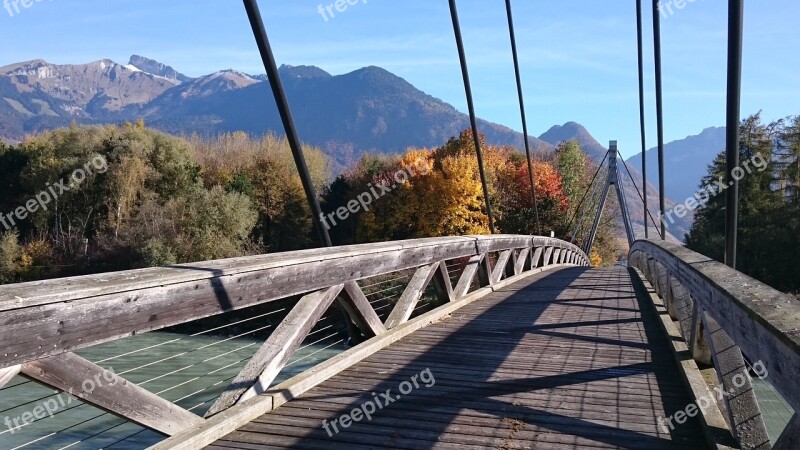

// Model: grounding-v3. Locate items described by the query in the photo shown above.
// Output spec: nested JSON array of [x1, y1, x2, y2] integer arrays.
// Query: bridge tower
[[586, 141, 635, 255]]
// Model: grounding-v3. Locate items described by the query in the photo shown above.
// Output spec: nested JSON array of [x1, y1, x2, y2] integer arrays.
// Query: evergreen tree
[[686, 114, 796, 292]]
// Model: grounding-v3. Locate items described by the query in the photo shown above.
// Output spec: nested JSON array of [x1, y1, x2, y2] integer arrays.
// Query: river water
[[0, 331, 344, 450]]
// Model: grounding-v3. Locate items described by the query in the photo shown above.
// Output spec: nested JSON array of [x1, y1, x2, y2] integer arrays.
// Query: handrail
[[630, 239, 800, 448], [0, 235, 587, 444], [0, 235, 586, 369]]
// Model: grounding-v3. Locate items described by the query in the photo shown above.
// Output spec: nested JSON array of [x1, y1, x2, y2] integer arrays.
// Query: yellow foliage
[[414, 154, 490, 237], [590, 250, 603, 267]]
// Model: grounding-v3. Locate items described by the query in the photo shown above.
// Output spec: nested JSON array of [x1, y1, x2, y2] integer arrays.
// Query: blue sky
[[1, 0, 798, 159]]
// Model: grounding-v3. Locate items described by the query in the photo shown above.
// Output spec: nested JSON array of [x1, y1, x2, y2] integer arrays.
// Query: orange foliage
[[513, 162, 569, 212]]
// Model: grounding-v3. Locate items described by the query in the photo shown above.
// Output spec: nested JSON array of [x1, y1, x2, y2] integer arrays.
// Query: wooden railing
[[630, 239, 800, 450], [0, 235, 588, 447]]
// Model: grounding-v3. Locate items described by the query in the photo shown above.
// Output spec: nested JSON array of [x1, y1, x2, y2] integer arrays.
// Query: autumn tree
[[497, 161, 568, 236]]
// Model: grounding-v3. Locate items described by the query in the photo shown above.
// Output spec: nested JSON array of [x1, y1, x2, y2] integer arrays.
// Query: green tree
[[686, 114, 793, 290], [556, 140, 588, 217], [0, 231, 23, 284], [129, 185, 258, 264], [776, 116, 800, 206]]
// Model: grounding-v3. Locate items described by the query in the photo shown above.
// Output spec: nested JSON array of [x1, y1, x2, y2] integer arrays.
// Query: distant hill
[[0, 55, 702, 240], [537, 122, 689, 241], [539, 121, 608, 161], [626, 127, 726, 203], [0, 57, 550, 168]]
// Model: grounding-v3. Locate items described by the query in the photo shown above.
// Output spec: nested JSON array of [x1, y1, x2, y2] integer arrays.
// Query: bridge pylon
[[586, 141, 635, 255]]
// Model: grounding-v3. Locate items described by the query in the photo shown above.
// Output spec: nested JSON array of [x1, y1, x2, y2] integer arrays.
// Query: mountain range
[[627, 126, 727, 202], [0, 55, 726, 240], [0, 56, 549, 167]]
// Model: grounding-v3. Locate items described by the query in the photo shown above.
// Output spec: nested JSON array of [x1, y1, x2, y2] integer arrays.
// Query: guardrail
[[0, 235, 588, 447], [630, 239, 799, 450]]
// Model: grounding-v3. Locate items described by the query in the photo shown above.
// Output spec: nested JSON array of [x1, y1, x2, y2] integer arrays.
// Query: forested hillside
[[0, 124, 622, 284]]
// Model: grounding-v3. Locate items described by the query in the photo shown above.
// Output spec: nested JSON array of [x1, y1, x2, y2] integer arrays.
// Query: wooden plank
[[670, 277, 693, 341], [471, 235, 531, 254], [506, 250, 518, 278], [206, 285, 344, 417], [0, 237, 477, 310], [689, 300, 713, 365], [21, 352, 201, 436], [531, 247, 544, 268], [431, 261, 454, 303], [151, 265, 568, 450], [385, 263, 440, 329], [198, 267, 707, 450], [630, 267, 737, 450], [478, 254, 493, 287], [514, 247, 530, 275], [490, 250, 513, 284], [509, 249, 519, 275], [0, 364, 20, 388], [338, 281, 386, 338], [543, 247, 554, 266], [0, 244, 472, 368], [657, 265, 678, 320], [453, 254, 484, 299]]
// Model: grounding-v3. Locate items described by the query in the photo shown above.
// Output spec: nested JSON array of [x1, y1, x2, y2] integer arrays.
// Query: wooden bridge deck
[[208, 267, 707, 450]]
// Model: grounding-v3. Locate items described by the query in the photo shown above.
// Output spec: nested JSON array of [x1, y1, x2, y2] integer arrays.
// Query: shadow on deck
[[208, 267, 706, 450]]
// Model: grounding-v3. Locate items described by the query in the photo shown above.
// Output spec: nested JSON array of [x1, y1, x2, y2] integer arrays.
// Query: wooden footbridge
[[1, 236, 799, 449], [2, 0, 798, 448]]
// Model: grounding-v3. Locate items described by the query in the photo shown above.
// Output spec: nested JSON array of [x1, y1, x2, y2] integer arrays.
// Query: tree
[[191, 133, 330, 252], [686, 113, 794, 291], [497, 161, 568, 235], [776, 116, 800, 206], [0, 231, 24, 284], [1, 125, 276, 279], [556, 140, 588, 217]]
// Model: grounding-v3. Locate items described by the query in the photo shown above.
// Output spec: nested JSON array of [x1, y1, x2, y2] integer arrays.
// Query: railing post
[[431, 262, 455, 304], [531, 246, 544, 268], [543, 246, 554, 267], [515, 247, 531, 274]]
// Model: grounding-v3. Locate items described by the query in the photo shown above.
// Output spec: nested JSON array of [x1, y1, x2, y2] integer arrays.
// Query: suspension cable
[[636, 0, 649, 239], [564, 150, 610, 235], [505, 0, 541, 235], [652, 0, 667, 240], [576, 169, 610, 252], [620, 157, 661, 230], [571, 171, 605, 245], [449, 0, 496, 234]]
